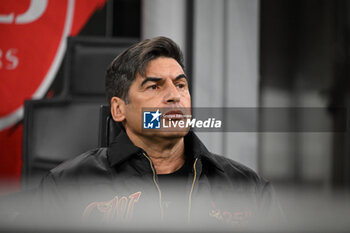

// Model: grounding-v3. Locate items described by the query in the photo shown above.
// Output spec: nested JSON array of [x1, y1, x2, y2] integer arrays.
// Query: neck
[[125, 130, 185, 174]]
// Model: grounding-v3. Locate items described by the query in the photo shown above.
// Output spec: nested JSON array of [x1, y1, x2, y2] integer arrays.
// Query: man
[[35, 36, 281, 229]]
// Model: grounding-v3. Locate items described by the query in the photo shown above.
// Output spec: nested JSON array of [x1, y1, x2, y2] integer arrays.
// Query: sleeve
[[33, 173, 73, 225], [257, 181, 286, 224], [0, 173, 69, 227]]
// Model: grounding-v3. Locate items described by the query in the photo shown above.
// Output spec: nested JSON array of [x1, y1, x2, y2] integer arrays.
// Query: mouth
[[163, 110, 185, 120]]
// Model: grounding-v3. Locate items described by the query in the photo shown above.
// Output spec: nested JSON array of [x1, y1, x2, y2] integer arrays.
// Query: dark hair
[[105, 36, 185, 103]]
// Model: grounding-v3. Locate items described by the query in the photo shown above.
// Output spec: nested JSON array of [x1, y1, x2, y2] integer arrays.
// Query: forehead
[[143, 57, 184, 77]]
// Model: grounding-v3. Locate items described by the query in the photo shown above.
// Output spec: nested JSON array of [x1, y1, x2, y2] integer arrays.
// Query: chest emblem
[[209, 201, 252, 225], [83, 191, 141, 221]]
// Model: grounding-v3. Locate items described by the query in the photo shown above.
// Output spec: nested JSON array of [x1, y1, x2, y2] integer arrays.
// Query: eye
[[147, 84, 158, 90], [176, 83, 186, 89]]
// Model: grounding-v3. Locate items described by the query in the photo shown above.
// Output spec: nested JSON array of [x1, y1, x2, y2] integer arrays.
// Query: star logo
[[150, 110, 161, 122], [143, 110, 161, 129]]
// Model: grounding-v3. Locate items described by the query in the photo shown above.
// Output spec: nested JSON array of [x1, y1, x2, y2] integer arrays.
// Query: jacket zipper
[[187, 158, 198, 223], [143, 152, 164, 220], [143, 153, 199, 223]]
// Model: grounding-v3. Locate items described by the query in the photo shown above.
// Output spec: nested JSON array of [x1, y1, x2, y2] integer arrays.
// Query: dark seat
[[22, 99, 102, 190], [21, 37, 138, 189], [98, 105, 122, 147], [62, 36, 138, 99]]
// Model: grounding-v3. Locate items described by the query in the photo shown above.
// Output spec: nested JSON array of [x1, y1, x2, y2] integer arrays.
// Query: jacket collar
[[107, 129, 224, 172], [107, 129, 143, 167], [184, 131, 224, 172]]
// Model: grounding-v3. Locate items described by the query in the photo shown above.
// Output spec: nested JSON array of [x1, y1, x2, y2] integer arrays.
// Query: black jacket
[[36, 130, 281, 228]]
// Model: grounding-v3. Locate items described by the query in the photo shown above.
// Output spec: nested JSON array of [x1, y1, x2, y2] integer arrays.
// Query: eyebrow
[[174, 74, 187, 81], [141, 74, 187, 87], [141, 77, 162, 87]]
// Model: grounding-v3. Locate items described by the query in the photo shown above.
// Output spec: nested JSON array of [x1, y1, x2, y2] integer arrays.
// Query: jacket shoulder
[[48, 147, 110, 180]]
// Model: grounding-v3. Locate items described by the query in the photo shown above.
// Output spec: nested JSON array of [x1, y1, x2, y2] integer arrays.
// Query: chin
[[155, 129, 190, 139]]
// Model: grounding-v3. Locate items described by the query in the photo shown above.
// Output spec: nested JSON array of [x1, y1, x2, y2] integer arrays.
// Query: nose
[[164, 83, 181, 104]]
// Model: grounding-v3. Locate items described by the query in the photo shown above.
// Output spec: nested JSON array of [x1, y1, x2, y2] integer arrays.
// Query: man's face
[[123, 57, 191, 138]]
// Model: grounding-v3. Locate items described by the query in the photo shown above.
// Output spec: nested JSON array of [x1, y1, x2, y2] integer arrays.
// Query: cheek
[[124, 106, 143, 130], [124, 103, 137, 118], [183, 92, 191, 104], [126, 105, 140, 118]]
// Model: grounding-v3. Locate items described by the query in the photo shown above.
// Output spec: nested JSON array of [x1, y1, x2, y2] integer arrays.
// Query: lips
[[163, 110, 185, 120]]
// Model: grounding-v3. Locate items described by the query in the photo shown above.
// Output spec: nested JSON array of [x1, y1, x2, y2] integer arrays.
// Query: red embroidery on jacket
[[209, 201, 252, 225], [83, 191, 141, 222]]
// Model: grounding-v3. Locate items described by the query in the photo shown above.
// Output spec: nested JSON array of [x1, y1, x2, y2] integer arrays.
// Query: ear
[[110, 97, 126, 122]]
